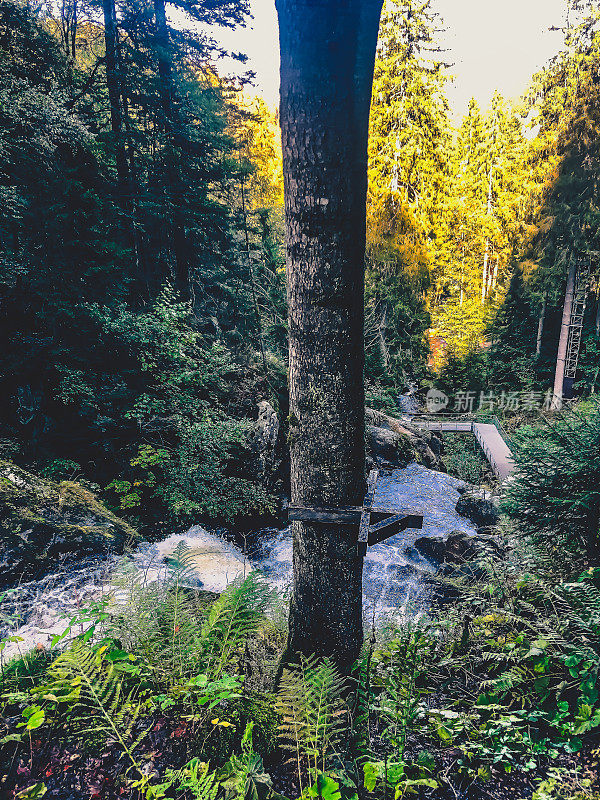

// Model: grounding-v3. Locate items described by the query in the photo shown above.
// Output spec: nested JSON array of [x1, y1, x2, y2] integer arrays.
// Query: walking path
[[413, 418, 514, 481]]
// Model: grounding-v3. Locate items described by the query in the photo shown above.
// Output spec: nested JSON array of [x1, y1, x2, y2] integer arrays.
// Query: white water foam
[[1, 465, 477, 663]]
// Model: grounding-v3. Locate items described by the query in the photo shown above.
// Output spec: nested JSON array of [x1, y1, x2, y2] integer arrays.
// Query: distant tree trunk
[[153, 0, 189, 296], [488, 254, 498, 294], [595, 292, 600, 336], [153, 0, 172, 122], [276, 0, 383, 673], [102, 0, 148, 300], [551, 260, 577, 410], [481, 241, 489, 304], [536, 292, 547, 357], [481, 162, 494, 304], [378, 305, 390, 369], [102, 0, 130, 203]]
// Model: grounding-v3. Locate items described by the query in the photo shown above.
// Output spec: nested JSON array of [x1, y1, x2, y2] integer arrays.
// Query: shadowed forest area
[[1, 0, 600, 799]]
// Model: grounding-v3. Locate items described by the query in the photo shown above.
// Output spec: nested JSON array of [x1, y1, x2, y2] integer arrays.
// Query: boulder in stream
[[366, 408, 443, 470], [455, 488, 500, 530], [443, 530, 504, 563], [414, 529, 504, 576], [0, 459, 138, 588]]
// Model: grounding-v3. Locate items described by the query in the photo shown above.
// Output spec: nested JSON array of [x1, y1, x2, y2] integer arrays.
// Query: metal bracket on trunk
[[287, 469, 424, 557]]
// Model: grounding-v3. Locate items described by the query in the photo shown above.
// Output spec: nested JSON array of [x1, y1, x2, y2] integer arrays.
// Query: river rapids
[[1, 464, 475, 663]]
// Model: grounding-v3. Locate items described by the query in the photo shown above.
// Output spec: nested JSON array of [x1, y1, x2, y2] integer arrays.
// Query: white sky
[[213, 0, 568, 121]]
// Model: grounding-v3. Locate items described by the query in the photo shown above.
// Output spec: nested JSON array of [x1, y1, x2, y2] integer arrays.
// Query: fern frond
[[174, 758, 220, 800], [276, 653, 348, 791], [41, 641, 146, 769], [200, 572, 275, 679], [481, 666, 527, 692], [351, 643, 374, 762]]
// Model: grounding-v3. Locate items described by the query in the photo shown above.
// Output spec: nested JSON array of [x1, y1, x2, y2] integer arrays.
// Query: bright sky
[[214, 0, 568, 122]]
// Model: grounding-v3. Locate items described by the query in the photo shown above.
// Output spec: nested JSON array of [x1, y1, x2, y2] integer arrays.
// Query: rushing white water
[[1, 464, 476, 664]]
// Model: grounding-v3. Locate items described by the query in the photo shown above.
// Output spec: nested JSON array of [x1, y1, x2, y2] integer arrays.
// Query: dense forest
[[2, 0, 600, 523], [0, 0, 288, 531], [1, 0, 600, 799]]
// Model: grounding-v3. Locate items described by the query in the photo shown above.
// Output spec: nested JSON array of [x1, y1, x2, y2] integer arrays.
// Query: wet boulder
[[414, 530, 503, 569], [365, 408, 443, 470], [455, 489, 500, 530], [443, 530, 503, 563], [367, 424, 413, 469], [413, 536, 446, 563], [0, 459, 138, 588]]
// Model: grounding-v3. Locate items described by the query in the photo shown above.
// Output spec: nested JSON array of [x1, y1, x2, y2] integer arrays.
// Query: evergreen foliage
[[503, 400, 600, 563], [0, 0, 284, 527], [487, 267, 538, 391], [365, 0, 451, 389]]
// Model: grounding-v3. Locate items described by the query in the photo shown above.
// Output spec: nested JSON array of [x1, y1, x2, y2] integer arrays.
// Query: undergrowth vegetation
[[2, 538, 599, 800]]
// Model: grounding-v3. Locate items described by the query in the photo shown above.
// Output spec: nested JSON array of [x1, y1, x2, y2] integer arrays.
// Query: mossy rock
[[0, 459, 138, 588]]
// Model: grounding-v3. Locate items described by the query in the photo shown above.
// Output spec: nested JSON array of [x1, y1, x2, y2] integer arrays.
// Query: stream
[[1, 464, 476, 664]]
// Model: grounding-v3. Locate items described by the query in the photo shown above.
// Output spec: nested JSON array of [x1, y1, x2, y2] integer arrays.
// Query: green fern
[[276, 654, 348, 792], [36, 641, 147, 773], [200, 572, 275, 680], [481, 665, 527, 693], [171, 759, 220, 800], [372, 624, 431, 762], [351, 642, 375, 764], [110, 549, 275, 688], [561, 581, 600, 629], [142, 759, 220, 800]]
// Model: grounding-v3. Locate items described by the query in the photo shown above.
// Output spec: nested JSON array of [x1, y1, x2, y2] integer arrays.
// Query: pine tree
[[366, 0, 451, 386], [487, 266, 537, 390], [431, 94, 531, 357]]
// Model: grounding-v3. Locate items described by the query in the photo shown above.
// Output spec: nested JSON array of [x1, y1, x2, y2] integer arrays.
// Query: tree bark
[[276, 0, 383, 673], [535, 292, 547, 357], [481, 162, 494, 304], [481, 240, 489, 304], [551, 260, 577, 410]]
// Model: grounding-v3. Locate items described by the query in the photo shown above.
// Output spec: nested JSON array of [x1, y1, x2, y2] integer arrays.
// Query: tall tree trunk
[[551, 260, 577, 410], [240, 172, 270, 384], [153, 0, 189, 295], [536, 292, 547, 357], [276, 0, 383, 673], [487, 254, 497, 294], [102, 0, 130, 203], [102, 0, 147, 300], [481, 240, 489, 304], [481, 162, 494, 304], [378, 305, 390, 369], [153, 0, 172, 124]]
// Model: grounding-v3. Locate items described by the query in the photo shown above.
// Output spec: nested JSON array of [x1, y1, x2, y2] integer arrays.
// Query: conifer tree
[[366, 0, 451, 386], [487, 266, 537, 390]]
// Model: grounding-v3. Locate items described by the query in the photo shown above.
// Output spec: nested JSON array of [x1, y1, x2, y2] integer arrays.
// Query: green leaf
[[363, 761, 382, 792], [16, 784, 47, 799], [26, 709, 45, 730], [305, 774, 342, 800]]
